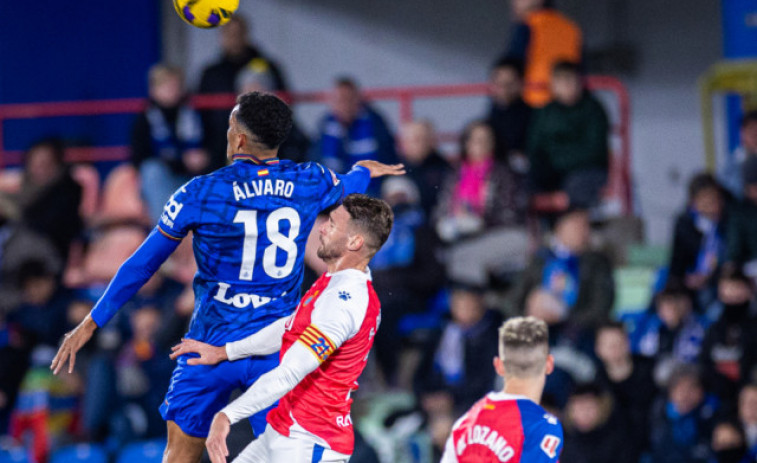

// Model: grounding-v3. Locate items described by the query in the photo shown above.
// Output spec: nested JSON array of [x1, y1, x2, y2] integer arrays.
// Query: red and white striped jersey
[[267, 268, 380, 455]]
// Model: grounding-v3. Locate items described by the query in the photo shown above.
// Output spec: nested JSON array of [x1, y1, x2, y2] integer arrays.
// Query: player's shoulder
[[321, 269, 371, 307], [516, 398, 562, 433]]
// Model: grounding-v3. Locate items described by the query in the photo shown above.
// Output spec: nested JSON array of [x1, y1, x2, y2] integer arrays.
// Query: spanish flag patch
[[258, 169, 269, 176], [299, 325, 335, 362]]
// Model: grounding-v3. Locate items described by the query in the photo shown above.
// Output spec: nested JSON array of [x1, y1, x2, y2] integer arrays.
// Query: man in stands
[[500, 0, 582, 107], [527, 62, 610, 209], [486, 58, 532, 170], [310, 77, 398, 196], [199, 15, 288, 170], [171, 195, 393, 463], [440, 316, 563, 462]]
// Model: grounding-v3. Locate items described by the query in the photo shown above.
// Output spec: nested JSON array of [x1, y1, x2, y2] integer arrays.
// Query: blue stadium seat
[[0, 448, 29, 463], [49, 444, 107, 463], [116, 439, 166, 463]]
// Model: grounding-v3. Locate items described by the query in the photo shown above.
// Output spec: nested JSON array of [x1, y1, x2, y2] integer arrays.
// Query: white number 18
[[233, 207, 301, 281]]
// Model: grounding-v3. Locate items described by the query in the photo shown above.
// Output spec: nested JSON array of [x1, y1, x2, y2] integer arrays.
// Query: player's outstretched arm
[[51, 228, 181, 375], [170, 316, 289, 364]]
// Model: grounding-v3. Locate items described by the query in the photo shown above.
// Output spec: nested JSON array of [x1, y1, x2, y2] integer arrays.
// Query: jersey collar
[[232, 153, 281, 166], [488, 392, 534, 403]]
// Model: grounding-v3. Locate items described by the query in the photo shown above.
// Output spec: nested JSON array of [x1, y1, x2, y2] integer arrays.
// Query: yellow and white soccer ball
[[173, 0, 240, 29]]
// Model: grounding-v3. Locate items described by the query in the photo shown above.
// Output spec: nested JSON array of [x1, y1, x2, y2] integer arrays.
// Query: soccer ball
[[173, 0, 240, 29]]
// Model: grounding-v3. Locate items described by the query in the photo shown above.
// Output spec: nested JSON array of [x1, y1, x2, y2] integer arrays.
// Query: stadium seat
[[71, 164, 101, 222], [0, 448, 29, 463], [96, 164, 149, 225], [82, 225, 147, 282], [116, 439, 166, 463], [49, 444, 107, 463]]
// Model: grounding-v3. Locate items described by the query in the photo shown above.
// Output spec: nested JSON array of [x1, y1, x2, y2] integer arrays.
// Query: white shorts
[[233, 424, 350, 463]]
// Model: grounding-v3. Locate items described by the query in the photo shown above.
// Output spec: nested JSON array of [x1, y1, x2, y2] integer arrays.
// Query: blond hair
[[499, 316, 549, 378], [148, 63, 183, 89]]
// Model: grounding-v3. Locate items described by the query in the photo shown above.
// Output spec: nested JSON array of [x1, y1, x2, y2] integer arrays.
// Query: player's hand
[[354, 160, 406, 178], [170, 338, 228, 365], [206, 412, 231, 463], [51, 315, 98, 375]]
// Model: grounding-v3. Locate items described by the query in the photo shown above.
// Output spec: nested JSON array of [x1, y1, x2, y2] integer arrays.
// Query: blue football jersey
[[157, 158, 348, 346]]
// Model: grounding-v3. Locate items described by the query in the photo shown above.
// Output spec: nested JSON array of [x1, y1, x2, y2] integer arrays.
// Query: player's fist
[[170, 338, 228, 365], [206, 412, 231, 463], [354, 160, 406, 178]]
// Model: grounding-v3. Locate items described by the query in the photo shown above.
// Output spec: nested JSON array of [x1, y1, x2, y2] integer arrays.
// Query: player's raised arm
[[170, 315, 290, 365], [51, 227, 182, 374], [52, 180, 198, 375]]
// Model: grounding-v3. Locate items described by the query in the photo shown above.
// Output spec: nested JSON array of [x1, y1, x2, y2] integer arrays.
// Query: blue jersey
[[442, 392, 563, 463], [91, 157, 370, 347]]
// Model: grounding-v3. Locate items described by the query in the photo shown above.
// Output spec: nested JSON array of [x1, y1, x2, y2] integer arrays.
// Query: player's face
[[317, 207, 351, 261]]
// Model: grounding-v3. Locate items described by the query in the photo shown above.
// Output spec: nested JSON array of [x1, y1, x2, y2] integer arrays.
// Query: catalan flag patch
[[299, 325, 335, 362], [258, 169, 269, 177]]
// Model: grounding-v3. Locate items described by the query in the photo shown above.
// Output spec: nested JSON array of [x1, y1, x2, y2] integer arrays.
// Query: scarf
[[690, 209, 723, 276], [541, 242, 580, 308], [320, 108, 379, 173], [453, 158, 494, 217]]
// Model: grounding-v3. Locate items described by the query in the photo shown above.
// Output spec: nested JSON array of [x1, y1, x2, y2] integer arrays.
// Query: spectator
[[6, 259, 70, 347], [235, 60, 310, 163], [506, 208, 615, 330], [627, 283, 708, 382], [310, 77, 398, 195], [669, 173, 726, 310], [500, 0, 582, 107], [560, 383, 635, 463], [114, 306, 173, 440], [414, 286, 502, 417], [741, 385, 757, 455], [528, 61, 610, 208], [371, 177, 445, 385], [397, 120, 451, 218], [434, 121, 529, 287], [16, 138, 83, 261], [485, 58, 532, 168], [198, 15, 287, 167], [131, 64, 208, 222], [725, 156, 757, 267], [719, 110, 757, 200], [525, 288, 596, 408], [594, 321, 657, 457], [700, 266, 757, 407], [711, 421, 748, 463], [650, 365, 719, 463]]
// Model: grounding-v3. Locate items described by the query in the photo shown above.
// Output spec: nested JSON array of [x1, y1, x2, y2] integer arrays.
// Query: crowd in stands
[[2, 1, 757, 462]]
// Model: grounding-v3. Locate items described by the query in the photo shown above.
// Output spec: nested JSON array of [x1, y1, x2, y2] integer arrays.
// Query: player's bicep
[[304, 287, 368, 362], [157, 180, 199, 239]]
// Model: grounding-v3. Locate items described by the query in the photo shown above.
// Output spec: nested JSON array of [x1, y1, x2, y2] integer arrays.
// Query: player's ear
[[347, 233, 364, 252], [236, 132, 247, 152], [493, 356, 506, 378], [544, 354, 555, 376]]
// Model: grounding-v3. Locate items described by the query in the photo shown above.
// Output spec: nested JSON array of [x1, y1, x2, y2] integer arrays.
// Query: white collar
[[487, 391, 535, 404], [326, 267, 372, 281]]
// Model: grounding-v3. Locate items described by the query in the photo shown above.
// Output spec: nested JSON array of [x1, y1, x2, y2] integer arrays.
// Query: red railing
[[0, 78, 631, 213]]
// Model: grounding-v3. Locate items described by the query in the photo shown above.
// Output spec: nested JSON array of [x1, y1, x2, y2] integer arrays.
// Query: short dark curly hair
[[342, 194, 394, 255], [235, 92, 293, 150]]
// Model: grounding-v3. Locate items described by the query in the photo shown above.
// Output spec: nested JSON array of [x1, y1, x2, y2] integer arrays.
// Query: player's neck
[[503, 378, 544, 404], [235, 147, 279, 160], [325, 254, 370, 275]]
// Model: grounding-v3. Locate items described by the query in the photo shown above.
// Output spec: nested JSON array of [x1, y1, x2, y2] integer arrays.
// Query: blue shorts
[[160, 352, 280, 438]]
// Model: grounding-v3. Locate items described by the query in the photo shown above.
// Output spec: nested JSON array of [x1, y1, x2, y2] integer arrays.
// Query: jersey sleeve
[[307, 162, 370, 212], [520, 415, 564, 463], [297, 280, 369, 363], [157, 178, 201, 240]]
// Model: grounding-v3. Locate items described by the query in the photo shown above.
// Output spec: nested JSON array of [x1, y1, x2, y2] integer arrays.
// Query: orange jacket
[[524, 10, 582, 107]]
